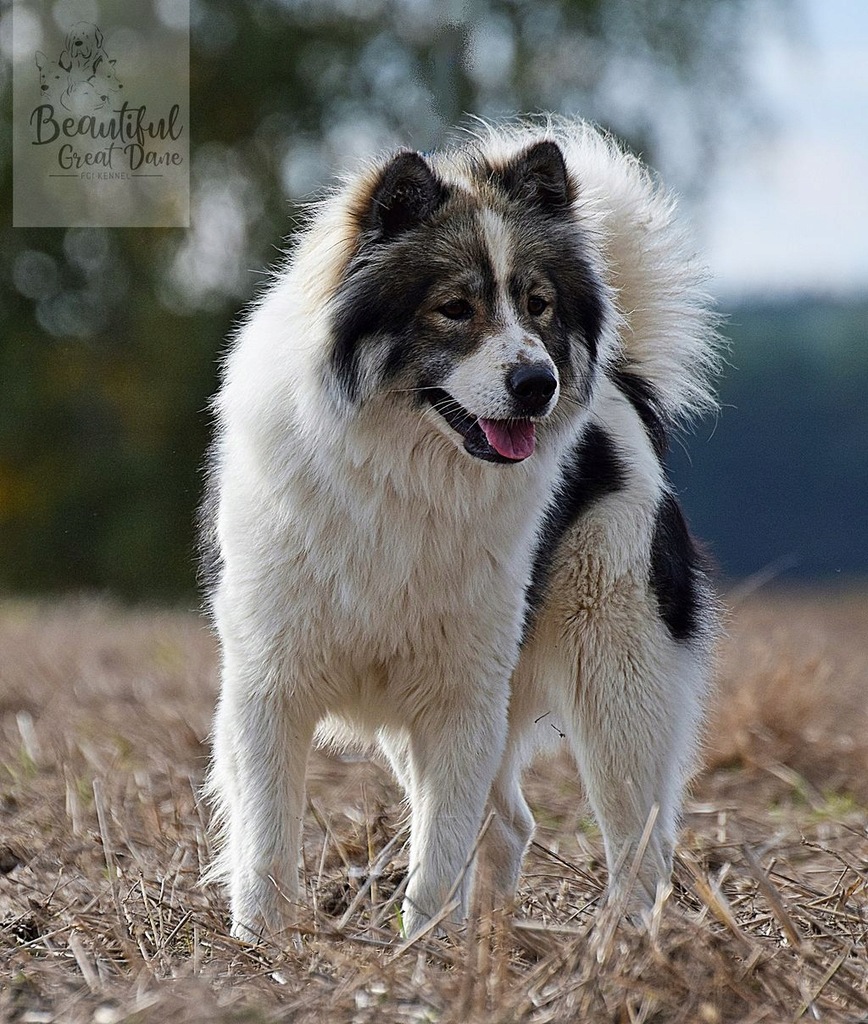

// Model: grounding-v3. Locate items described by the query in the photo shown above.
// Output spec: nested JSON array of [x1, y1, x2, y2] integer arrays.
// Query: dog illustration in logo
[[61, 22, 109, 79], [34, 52, 67, 106], [62, 79, 116, 115], [35, 23, 123, 115], [91, 58, 123, 95]]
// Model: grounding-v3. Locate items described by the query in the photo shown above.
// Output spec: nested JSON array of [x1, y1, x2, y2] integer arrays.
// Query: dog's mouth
[[424, 388, 537, 464]]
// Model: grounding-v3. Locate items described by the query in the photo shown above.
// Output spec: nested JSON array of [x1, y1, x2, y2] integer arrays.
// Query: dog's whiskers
[[382, 386, 431, 397]]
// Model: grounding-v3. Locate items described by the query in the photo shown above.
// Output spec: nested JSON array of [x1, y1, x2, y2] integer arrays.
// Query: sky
[[703, 0, 868, 298]]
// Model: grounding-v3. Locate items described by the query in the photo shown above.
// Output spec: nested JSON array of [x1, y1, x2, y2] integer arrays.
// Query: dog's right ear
[[35, 51, 47, 70], [362, 152, 446, 241]]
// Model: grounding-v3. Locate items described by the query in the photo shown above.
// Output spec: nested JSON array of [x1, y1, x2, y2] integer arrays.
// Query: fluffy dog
[[202, 118, 720, 942]]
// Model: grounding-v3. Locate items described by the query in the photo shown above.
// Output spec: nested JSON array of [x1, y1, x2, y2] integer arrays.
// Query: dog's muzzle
[[424, 359, 558, 464]]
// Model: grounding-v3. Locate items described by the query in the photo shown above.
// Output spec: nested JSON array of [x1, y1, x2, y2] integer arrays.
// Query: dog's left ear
[[94, 25, 104, 49], [495, 140, 574, 213], [362, 151, 446, 241]]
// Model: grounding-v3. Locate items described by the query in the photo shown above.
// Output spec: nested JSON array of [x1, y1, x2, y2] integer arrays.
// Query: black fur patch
[[491, 140, 575, 214], [524, 423, 626, 632], [330, 264, 436, 402], [649, 492, 707, 642], [501, 218, 606, 371], [611, 366, 669, 460], [546, 255, 605, 366], [363, 151, 448, 241]]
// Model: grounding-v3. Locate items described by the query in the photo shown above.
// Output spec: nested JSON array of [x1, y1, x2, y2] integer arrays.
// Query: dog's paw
[[228, 871, 303, 948], [230, 909, 304, 951]]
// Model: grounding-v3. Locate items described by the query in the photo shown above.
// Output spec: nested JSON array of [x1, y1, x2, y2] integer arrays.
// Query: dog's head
[[329, 140, 608, 464], [93, 56, 122, 90], [61, 79, 112, 114], [65, 22, 104, 64], [88, 66, 121, 103], [35, 52, 67, 95]]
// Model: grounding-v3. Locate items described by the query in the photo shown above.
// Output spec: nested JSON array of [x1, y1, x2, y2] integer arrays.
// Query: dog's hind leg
[[480, 748, 535, 905], [556, 573, 711, 911], [477, 679, 545, 908], [377, 728, 412, 796]]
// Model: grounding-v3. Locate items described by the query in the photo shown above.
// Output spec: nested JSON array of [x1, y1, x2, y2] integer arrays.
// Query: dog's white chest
[[280, 468, 532, 662]]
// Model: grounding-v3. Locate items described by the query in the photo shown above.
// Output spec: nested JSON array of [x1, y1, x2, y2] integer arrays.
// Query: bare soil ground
[[1, 590, 866, 1023]]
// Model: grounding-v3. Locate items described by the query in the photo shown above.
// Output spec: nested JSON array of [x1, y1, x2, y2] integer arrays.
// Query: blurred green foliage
[[4, 0, 839, 601]]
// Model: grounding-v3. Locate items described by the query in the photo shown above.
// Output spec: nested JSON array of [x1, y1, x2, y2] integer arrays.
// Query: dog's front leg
[[210, 654, 316, 944], [401, 678, 509, 939]]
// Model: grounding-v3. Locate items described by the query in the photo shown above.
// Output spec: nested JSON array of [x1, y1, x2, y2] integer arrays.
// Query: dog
[[60, 79, 113, 115], [202, 118, 720, 942], [37, 23, 121, 115], [34, 52, 67, 106], [89, 60, 123, 97], [61, 22, 109, 80]]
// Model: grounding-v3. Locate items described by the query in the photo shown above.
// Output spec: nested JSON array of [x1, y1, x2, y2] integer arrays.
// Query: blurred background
[[1, 0, 865, 603]]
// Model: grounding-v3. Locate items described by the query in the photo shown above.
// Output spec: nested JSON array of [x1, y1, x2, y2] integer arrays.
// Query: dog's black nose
[[507, 363, 557, 413]]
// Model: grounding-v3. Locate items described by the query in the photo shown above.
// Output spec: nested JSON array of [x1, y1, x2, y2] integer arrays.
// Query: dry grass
[[1, 590, 867, 1023]]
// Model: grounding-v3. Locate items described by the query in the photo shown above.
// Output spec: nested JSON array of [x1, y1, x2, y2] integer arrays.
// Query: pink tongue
[[479, 419, 536, 461]]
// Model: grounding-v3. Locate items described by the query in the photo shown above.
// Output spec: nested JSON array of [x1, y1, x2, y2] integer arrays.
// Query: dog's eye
[[437, 299, 474, 321], [527, 295, 548, 316]]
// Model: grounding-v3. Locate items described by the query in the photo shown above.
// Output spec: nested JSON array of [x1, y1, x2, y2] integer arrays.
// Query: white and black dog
[[202, 119, 720, 942]]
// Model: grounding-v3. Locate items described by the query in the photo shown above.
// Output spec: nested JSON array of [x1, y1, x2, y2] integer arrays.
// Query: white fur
[[205, 118, 719, 941], [478, 208, 515, 290]]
